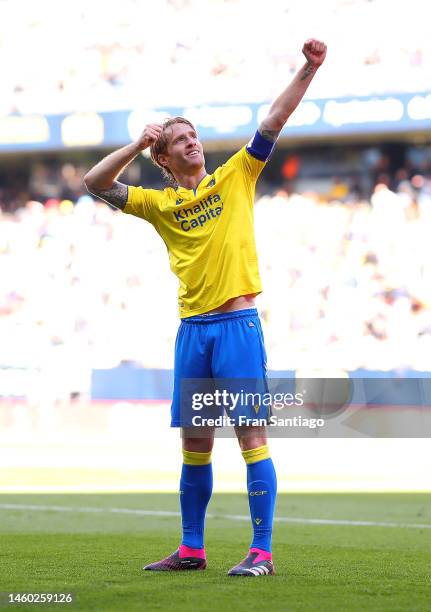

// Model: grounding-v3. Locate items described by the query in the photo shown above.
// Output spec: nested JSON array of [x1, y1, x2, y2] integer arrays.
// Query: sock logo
[[250, 491, 268, 496], [254, 518, 262, 525]]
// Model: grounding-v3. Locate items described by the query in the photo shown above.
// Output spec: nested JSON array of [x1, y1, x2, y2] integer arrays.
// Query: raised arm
[[83, 124, 163, 210], [259, 39, 327, 142]]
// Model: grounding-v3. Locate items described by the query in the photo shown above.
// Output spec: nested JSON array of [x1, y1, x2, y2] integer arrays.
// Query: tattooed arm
[[259, 39, 327, 142], [83, 124, 163, 210], [87, 180, 129, 210]]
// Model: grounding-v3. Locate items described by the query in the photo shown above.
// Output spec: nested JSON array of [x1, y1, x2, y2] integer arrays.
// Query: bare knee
[[181, 427, 215, 453], [235, 425, 267, 451]]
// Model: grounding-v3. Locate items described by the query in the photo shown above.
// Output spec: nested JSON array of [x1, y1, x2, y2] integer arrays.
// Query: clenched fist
[[135, 123, 164, 151], [302, 39, 327, 67]]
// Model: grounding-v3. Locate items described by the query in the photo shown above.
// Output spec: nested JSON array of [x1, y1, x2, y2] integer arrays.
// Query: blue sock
[[180, 450, 213, 549], [242, 445, 277, 552]]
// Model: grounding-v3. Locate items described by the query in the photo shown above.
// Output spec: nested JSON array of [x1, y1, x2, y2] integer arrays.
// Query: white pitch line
[[0, 503, 430, 530], [0, 504, 180, 517]]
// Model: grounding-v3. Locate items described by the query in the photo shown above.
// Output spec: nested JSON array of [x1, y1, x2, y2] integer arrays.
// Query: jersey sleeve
[[123, 186, 162, 222], [224, 145, 267, 183]]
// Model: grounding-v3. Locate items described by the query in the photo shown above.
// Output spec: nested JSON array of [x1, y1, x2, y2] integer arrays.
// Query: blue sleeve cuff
[[246, 130, 275, 162]]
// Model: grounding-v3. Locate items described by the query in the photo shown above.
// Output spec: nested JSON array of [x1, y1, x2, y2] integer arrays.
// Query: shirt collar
[[176, 173, 208, 196]]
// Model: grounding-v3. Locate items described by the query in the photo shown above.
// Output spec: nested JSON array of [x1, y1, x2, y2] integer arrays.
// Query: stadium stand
[[2, 0, 430, 115]]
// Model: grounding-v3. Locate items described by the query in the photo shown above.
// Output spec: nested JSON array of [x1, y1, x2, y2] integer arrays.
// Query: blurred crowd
[[1, 169, 431, 400], [257, 181, 431, 373], [0, 162, 89, 214], [2, 0, 429, 115]]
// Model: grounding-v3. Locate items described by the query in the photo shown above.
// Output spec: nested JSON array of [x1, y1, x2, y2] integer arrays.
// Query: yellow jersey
[[124, 146, 266, 318]]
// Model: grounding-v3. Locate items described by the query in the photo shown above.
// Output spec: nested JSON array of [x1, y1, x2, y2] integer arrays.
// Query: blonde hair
[[150, 117, 197, 187]]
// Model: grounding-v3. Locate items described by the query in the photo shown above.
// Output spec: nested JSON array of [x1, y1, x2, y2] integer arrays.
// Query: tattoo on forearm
[[88, 181, 128, 210], [300, 62, 316, 81], [258, 127, 280, 143]]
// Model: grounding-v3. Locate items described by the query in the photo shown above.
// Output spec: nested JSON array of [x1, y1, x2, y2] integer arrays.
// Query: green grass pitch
[[0, 493, 430, 611]]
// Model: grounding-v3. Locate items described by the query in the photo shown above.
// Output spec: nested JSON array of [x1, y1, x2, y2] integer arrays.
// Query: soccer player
[[84, 39, 327, 576]]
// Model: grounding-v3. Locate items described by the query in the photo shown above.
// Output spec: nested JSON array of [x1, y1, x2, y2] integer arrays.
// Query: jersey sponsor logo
[[173, 194, 221, 221], [173, 193, 224, 232]]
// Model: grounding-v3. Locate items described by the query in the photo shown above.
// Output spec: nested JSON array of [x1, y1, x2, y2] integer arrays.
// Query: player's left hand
[[302, 39, 327, 67]]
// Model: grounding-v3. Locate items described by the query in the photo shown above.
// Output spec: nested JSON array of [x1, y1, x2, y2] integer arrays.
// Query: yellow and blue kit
[[124, 131, 274, 428]]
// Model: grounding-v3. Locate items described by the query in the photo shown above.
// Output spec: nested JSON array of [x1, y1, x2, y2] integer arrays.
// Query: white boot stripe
[[243, 564, 272, 576], [252, 565, 270, 575]]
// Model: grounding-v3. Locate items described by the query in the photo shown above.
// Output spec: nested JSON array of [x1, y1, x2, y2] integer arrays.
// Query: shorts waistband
[[181, 308, 258, 324]]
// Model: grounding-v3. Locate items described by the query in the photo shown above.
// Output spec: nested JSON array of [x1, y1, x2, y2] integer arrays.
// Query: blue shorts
[[171, 308, 268, 428]]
